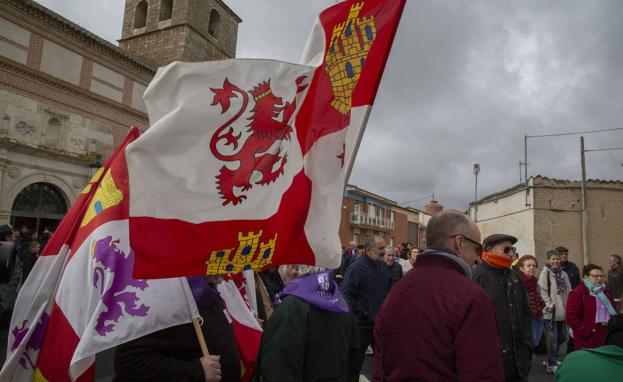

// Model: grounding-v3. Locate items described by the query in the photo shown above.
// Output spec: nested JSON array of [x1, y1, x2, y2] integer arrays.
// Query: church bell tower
[[119, 0, 241, 67]]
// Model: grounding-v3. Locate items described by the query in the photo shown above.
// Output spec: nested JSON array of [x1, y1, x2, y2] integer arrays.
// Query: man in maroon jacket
[[373, 210, 504, 381]]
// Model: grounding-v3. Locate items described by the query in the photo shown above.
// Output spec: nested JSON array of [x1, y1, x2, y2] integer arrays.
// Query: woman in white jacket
[[539, 250, 572, 374]]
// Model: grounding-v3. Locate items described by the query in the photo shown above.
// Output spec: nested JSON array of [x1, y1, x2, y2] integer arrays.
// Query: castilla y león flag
[[1, 129, 200, 382], [128, 0, 406, 278]]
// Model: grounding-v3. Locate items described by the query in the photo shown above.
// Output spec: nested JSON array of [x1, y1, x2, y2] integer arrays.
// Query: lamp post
[[473, 163, 480, 202]]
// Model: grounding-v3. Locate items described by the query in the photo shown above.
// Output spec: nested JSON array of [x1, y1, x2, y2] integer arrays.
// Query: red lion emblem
[[209, 76, 308, 205]]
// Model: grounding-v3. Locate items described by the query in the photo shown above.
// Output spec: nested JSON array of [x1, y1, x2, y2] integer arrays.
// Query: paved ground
[[96, 342, 566, 381], [360, 345, 568, 382]]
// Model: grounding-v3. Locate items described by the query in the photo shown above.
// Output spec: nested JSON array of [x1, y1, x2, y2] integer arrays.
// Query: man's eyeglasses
[[503, 247, 513, 254], [451, 234, 483, 256], [588, 273, 604, 279]]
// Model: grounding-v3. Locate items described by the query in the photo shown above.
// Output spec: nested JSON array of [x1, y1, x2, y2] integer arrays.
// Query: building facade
[[339, 184, 433, 250], [469, 176, 623, 271], [0, 0, 239, 234]]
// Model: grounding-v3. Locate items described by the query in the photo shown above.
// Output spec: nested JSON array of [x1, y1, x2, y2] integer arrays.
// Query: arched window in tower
[[208, 9, 221, 38], [134, 1, 148, 29], [159, 0, 173, 21]]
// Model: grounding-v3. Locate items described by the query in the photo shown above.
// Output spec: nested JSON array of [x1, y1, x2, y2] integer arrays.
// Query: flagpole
[[343, 107, 372, 185], [192, 318, 210, 357], [180, 278, 211, 357]]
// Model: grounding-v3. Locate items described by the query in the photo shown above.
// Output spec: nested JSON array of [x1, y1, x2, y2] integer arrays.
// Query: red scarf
[[519, 271, 546, 319], [481, 251, 513, 269]]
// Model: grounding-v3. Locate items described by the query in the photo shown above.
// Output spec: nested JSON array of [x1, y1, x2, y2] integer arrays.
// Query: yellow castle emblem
[[81, 169, 124, 227], [324, 2, 377, 115], [205, 231, 276, 275], [32, 368, 48, 382]]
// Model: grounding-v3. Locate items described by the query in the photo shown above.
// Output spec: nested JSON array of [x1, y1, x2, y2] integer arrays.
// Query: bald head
[[426, 210, 482, 266], [427, 210, 474, 247]]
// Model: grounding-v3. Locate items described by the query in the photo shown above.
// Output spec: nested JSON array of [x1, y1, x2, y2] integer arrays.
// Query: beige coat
[[538, 267, 571, 321]]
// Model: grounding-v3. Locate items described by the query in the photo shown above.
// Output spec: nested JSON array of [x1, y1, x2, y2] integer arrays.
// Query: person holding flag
[[3, 0, 407, 379], [113, 275, 238, 382]]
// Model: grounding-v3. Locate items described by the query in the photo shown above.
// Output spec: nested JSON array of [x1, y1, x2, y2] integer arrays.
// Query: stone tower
[[119, 0, 241, 67]]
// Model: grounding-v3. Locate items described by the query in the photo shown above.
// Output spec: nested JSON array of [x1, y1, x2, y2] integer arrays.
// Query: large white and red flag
[[127, 0, 406, 278], [1, 128, 200, 382]]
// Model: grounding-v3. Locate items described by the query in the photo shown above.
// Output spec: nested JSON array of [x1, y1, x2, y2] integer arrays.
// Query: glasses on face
[[451, 234, 483, 256], [588, 273, 604, 279], [503, 246, 513, 254]]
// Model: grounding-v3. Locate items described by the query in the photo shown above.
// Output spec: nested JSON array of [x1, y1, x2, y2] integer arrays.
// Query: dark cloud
[[37, 0, 623, 210]]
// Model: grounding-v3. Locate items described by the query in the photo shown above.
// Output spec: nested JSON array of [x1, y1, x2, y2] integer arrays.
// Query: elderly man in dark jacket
[[474, 234, 532, 382], [383, 246, 403, 288], [557, 246, 580, 289], [342, 235, 391, 382], [373, 210, 503, 381]]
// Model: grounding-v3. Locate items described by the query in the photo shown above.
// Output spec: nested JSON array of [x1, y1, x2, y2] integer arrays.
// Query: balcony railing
[[350, 213, 395, 230]]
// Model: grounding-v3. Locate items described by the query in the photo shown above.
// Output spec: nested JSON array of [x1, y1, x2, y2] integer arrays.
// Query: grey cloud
[[36, 0, 623, 210]]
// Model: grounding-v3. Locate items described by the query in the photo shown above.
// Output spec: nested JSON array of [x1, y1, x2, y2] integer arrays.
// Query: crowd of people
[[0, 224, 51, 365], [1, 213, 623, 381]]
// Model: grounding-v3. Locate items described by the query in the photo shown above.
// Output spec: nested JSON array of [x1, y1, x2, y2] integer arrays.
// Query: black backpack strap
[[547, 270, 551, 297]]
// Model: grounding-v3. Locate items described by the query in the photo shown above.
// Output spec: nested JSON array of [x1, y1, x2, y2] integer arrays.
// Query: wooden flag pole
[[192, 317, 210, 357]]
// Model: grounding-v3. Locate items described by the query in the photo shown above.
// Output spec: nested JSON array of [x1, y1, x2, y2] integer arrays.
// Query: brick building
[[338, 184, 433, 250], [0, 0, 240, 233], [469, 176, 623, 271]]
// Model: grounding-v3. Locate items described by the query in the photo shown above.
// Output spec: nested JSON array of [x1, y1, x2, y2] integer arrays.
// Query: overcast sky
[[36, 0, 623, 210]]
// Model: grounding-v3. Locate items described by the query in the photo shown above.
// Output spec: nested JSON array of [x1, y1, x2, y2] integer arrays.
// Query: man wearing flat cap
[[473, 233, 532, 382]]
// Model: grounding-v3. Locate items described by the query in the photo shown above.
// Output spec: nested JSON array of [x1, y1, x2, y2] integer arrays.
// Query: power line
[[585, 147, 623, 152], [398, 193, 435, 205], [526, 127, 623, 139]]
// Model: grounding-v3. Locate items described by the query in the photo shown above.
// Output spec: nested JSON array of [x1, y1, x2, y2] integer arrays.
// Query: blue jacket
[[342, 255, 391, 329]]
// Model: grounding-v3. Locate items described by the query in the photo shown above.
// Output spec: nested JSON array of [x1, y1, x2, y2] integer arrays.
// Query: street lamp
[[473, 163, 480, 201]]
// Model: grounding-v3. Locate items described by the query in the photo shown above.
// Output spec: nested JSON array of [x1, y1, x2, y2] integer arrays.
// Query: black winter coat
[[113, 300, 240, 382], [342, 255, 391, 329], [386, 261, 403, 288], [473, 263, 532, 380], [561, 261, 581, 289]]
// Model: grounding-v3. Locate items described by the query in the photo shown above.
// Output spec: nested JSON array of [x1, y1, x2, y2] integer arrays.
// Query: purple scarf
[[546, 265, 567, 293], [275, 271, 349, 313], [187, 276, 220, 308]]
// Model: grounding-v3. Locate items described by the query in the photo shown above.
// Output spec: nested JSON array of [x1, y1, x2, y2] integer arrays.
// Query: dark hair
[[517, 255, 538, 268], [356, 244, 365, 250], [582, 263, 603, 278], [546, 250, 559, 259], [611, 255, 622, 266], [426, 210, 471, 248]]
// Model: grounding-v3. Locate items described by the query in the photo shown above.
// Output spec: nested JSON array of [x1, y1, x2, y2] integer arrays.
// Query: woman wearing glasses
[[566, 264, 617, 351]]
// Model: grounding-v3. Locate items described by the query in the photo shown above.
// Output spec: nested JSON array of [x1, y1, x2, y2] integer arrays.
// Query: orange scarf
[[481, 251, 513, 269]]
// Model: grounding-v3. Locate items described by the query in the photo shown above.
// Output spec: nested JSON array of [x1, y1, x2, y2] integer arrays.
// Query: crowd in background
[[1, 215, 623, 381]]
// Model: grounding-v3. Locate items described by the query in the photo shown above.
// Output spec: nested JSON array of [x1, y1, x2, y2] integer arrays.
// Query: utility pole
[[580, 137, 589, 265], [524, 134, 528, 185], [473, 163, 480, 202]]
